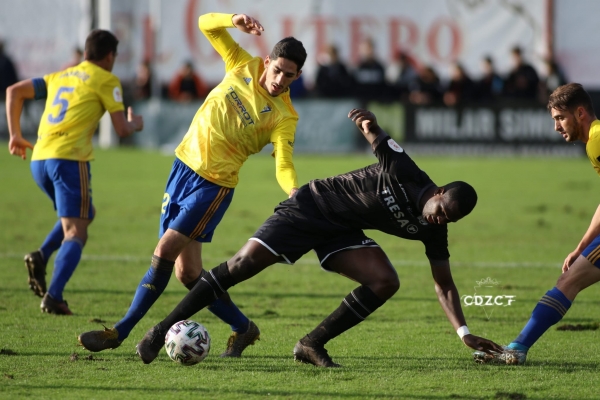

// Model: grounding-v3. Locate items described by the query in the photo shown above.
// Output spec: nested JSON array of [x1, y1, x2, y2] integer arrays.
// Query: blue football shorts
[[159, 158, 234, 242], [30, 159, 93, 219], [581, 234, 600, 268], [250, 185, 379, 267]]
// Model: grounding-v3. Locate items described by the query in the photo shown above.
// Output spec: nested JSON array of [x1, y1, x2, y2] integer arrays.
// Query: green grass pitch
[[1, 146, 599, 399]]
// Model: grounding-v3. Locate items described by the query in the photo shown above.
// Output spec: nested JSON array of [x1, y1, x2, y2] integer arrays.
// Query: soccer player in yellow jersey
[[79, 13, 307, 358], [474, 83, 600, 365], [6, 30, 144, 315]]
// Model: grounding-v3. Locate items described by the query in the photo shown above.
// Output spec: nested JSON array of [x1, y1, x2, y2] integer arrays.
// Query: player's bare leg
[[41, 216, 91, 315], [474, 256, 600, 365], [556, 256, 600, 300], [80, 229, 190, 351], [136, 240, 278, 363], [294, 247, 398, 367], [176, 242, 260, 357]]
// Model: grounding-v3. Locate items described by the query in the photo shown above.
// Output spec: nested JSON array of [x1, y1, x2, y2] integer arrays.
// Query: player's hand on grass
[[462, 334, 503, 354], [562, 250, 580, 272], [8, 136, 34, 160], [232, 14, 264, 36], [127, 107, 144, 132]]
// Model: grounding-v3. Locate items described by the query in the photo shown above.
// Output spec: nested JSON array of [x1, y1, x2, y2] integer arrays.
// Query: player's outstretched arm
[[348, 108, 385, 145], [110, 106, 144, 138], [6, 79, 35, 160], [430, 259, 503, 354], [231, 14, 264, 36]]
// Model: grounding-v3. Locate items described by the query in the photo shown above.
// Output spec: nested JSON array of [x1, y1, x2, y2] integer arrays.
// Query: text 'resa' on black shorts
[[249, 185, 380, 269]]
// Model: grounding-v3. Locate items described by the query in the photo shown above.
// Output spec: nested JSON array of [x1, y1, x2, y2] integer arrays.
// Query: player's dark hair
[[270, 37, 307, 71], [85, 29, 119, 61], [547, 83, 596, 117], [443, 181, 477, 217]]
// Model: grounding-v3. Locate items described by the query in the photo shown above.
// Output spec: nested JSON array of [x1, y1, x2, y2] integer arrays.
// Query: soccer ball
[[164, 320, 211, 365]]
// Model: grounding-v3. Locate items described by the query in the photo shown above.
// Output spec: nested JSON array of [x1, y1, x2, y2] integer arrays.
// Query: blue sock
[[510, 287, 572, 350], [114, 256, 173, 341], [47, 238, 83, 302], [40, 220, 64, 263], [208, 297, 249, 333]]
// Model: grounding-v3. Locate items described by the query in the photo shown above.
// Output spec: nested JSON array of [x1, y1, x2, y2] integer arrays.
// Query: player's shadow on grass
[[4, 383, 494, 400]]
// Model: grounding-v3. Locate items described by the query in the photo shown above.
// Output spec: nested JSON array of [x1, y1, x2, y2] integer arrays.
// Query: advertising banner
[[402, 103, 583, 155]]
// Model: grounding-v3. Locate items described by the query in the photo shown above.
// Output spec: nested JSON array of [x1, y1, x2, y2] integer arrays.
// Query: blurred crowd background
[[0, 0, 597, 155]]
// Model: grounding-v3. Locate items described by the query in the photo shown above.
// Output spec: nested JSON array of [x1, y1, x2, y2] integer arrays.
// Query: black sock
[[186, 270, 234, 305], [303, 285, 385, 346], [158, 262, 235, 331], [184, 269, 207, 291]]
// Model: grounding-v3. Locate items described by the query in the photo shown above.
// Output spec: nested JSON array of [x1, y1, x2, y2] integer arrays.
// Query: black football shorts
[[250, 185, 379, 267]]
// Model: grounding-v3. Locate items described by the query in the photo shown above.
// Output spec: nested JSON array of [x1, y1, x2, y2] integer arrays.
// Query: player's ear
[[264, 55, 271, 68]]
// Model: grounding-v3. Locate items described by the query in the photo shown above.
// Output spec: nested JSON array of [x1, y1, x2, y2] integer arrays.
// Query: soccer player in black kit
[[136, 108, 503, 367]]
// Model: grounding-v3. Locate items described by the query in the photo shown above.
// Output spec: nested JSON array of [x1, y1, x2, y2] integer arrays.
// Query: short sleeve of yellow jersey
[[98, 76, 125, 114], [33, 62, 125, 161], [198, 13, 254, 73]]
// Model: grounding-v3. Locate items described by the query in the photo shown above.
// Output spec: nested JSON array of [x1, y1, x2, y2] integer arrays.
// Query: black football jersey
[[309, 135, 449, 260]]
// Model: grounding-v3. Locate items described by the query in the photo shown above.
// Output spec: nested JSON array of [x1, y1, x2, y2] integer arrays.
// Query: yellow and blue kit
[[580, 120, 600, 266], [161, 13, 301, 241], [30, 60, 124, 218], [175, 13, 299, 195]]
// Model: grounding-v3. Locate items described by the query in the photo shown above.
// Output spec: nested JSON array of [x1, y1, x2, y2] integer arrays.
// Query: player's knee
[[228, 253, 254, 274], [175, 261, 203, 285], [227, 253, 265, 282], [175, 267, 197, 285], [383, 276, 400, 297], [372, 272, 400, 299], [64, 230, 88, 245]]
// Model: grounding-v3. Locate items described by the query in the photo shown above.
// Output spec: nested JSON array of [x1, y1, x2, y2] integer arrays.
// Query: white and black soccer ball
[[164, 320, 211, 365]]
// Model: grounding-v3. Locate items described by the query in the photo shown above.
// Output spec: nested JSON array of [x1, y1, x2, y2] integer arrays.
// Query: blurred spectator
[[353, 37, 387, 100], [289, 73, 308, 99], [385, 50, 418, 100], [542, 58, 568, 98], [133, 61, 153, 100], [0, 40, 18, 101], [61, 47, 83, 69], [168, 60, 208, 102], [503, 46, 540, 100], [443, 62, 476, 106], [314, 44, 354, 98], [476, 55, 503, 102], [408, 65, 442, 105]]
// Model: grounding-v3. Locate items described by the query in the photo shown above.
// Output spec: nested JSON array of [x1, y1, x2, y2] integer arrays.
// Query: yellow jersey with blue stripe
[[32, 61, 125, 161], [586, 120, 600, 176], [175, 13, 298, 194]]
